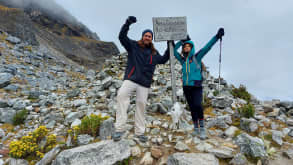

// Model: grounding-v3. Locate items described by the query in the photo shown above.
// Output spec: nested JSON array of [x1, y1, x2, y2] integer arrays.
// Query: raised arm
[[118, 16, 137, 52], [173, 41, 184, 64], [156, 48, 170, 64], [196, 28, 225, 60]]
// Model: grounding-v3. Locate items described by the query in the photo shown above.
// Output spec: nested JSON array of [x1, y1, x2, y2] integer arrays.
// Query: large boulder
[[52, 140, 130, 165], [167, 153, 219, 165], [235, 133, 267, 158], [211, 97, 233, 109], [99, 117, 115, 140]]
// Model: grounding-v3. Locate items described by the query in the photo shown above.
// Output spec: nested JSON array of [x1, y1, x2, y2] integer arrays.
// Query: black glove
[[126, 16, 137, 25], [216, 28, 224, 39], [181, 34, 191, 43]]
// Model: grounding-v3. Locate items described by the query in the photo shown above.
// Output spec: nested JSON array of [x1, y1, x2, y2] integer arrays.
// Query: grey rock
[[266, 108, 280, 117], [263, 105, 274, 113], [240, 118, 258, 133], [8, 158, 28, 165], [131, 146, 141, 157], [282, 128, 290, 136], [65, 112, 83, 125], [287, 109, 293, 117], [6, 36, 21, 44], [193, 137, 201, 144], [206, 115, 231, 129], [162, 122, 169, 129], [77, 134, 94, 145], [12, 100, 27, 111], [224, 126, 239, 138], [151, 128, 161, 135], [161, 98, 173, 110], [72, 99, 87, 107], [46, 120, 56, 129], [179, 118, 193, 131], [211, 97, 233, 109], [195, 142, 213, 152], [167, 153, 219, 165], [66, 135, 73, 147], [4, 84, 19, 92], [51, 66, 65, 72], [271, 130, 283, 146], [66, 89, 80, 98], [0, 128, 5, 138], [283, 148, 293, 159], [99, 117, 114, 140], [150, 103, 168, 114], [101, 77, 112, 89], [28, 91, 43, 99], [0, 108, 16, 124], [207, 148, 233, 158], [71, 119, 81, 128], [36, 145, 61, 165], [0, 100, 9, 108], [234, 133, 267, 158], [287, 118, 293, 126], [229, 153, 248, 165], [288, 129, 293, 137], [270, 122, 279, 130], [52, 140, 130, 165], [0, 73, 13, 88], [175, 141, 190, 151], [277, 101, 293, 109], [139, 152, 153, 165]]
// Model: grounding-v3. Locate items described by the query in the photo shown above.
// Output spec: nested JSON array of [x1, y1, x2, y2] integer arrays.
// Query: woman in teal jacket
[[174, 28, 224, 139]]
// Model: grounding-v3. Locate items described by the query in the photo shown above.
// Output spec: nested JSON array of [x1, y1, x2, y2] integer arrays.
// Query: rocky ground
[[0, 29, 293, 165]]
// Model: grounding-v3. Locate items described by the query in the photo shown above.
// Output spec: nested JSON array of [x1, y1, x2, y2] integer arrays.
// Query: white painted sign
[[153, 17, 187, 41]]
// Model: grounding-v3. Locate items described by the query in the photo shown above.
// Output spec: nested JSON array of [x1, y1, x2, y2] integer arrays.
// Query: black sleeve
[[156, 48, 170, 64], [118, 23, 133, 52]]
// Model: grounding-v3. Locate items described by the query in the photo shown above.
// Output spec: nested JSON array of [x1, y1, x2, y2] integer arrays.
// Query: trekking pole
[[218, 38, 222, 92]]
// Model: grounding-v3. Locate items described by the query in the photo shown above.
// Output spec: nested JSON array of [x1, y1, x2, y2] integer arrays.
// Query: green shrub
[[213, 90, 219, 96], [238, 104, 255, 118], [12, 109, 28, 125], [78, 114, 109, 137], [115, 156, 133, 165], [231, 84, 251, 103], [9, 126, 56, 160]]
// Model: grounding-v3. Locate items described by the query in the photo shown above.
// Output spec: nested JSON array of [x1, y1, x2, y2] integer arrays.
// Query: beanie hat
[[142, 29, 153, 39]]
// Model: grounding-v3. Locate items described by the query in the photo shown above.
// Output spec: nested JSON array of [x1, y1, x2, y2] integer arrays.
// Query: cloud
[[55, 0, 293, 100]]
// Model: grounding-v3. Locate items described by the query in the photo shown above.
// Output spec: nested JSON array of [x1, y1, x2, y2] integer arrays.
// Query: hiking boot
[[199, 127, 207, 140], [191, 128, 200, 137], [112, 132, 125, 141], [135, 134, 148, 143]]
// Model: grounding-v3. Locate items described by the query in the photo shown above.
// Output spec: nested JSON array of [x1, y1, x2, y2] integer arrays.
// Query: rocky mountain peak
[[0, 0, 119, 69]]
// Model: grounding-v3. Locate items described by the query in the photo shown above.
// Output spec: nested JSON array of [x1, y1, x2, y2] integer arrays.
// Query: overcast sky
[[55, 0, 293, 101]]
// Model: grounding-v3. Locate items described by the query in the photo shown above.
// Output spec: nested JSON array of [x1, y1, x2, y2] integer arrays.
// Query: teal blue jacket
[[174, 35, 219, 86]]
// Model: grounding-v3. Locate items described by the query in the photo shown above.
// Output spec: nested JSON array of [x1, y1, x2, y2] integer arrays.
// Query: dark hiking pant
[[183, 86, 204, 127]]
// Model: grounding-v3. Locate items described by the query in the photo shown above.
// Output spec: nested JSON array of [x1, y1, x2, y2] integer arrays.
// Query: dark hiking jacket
[[119, 23, 169, 88]]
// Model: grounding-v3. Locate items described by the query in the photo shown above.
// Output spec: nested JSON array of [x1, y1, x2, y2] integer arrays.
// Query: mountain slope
[[0, 0, 119, 69]]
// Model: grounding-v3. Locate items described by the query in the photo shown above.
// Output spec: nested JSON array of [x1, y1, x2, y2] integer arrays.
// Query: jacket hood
[[183, 40, 195, 57]]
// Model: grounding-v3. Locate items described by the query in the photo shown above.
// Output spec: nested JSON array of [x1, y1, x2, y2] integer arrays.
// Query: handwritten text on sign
[[153, 17, 187, 41]]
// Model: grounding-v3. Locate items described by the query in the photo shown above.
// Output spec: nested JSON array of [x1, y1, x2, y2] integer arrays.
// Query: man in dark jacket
[[113, 16, 169, 142]]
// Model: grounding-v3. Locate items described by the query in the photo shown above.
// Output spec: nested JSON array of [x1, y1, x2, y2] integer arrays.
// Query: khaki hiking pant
[[115, 80, 149, 135]]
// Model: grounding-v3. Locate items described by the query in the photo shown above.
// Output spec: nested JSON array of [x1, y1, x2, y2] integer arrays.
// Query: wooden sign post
[[153, 17, 187, 103]]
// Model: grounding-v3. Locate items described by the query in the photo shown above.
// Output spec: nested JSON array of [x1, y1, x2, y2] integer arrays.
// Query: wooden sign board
[[153, 17, 187, 42]]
